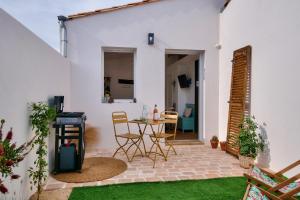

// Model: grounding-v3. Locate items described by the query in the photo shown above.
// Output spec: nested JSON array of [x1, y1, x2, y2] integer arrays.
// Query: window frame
[[101, 47, 137, 103]]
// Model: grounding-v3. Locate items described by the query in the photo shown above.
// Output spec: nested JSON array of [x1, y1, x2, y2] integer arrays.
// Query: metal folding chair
[[112, 111, 143, 162], [148, 111, 178, 167]]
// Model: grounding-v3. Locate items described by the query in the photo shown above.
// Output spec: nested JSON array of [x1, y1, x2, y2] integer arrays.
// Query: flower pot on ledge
[[239, 155, 254, 169]]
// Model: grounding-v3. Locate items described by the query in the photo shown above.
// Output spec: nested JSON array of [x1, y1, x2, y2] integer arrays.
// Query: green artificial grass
[[69, 177, 248, 200]]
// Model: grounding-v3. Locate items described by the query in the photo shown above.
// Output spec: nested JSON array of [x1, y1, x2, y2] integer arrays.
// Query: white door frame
[[165, 49, 205, 142]]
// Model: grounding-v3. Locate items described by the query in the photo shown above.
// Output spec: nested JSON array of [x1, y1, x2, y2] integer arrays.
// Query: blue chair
[[178, 104, 195, 132]]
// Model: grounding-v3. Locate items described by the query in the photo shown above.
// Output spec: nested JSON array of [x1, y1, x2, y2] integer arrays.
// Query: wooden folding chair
[[243, 183, 281, 200], [112, 111, 143, 162], [244, 160, 300, 200], [148, 111, 178, 167]]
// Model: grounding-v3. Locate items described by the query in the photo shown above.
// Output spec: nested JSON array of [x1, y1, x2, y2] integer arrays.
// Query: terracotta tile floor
[[45, 144, 247, 192]]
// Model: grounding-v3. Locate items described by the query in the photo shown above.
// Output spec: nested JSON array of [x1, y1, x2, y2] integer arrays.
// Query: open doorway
[[165, 50, 202, 141]]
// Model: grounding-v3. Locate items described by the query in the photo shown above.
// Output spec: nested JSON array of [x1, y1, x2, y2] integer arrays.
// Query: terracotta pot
[[239, 155, 254, 169], [210, 140, 219, 149], [220, 141, 227, 151]]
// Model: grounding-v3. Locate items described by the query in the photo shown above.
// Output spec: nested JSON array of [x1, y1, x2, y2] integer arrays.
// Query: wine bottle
[[153, 104, 159, 121]]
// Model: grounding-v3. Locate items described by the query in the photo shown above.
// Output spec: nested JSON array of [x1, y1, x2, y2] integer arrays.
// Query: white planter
[[239, 155, 254, 169]]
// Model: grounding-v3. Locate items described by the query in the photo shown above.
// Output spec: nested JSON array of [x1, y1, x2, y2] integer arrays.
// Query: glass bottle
[[141, 105, 148, 121], [153, 104, 159, 121]]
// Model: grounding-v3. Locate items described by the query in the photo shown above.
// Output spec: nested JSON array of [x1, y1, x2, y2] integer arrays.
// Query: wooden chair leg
[[243, 184, 251, 200]]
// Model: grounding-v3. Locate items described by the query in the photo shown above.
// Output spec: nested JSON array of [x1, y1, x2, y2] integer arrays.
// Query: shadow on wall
[[85, 125, 101, 153], [257, 124, 271, 168]]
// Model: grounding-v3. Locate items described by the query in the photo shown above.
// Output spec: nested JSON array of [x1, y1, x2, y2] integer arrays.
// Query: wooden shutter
[[226, 46, 251, 156]]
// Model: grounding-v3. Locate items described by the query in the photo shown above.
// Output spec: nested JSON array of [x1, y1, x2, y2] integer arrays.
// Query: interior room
[[103, 51, 135, 102], [165, 51, 201, 141]]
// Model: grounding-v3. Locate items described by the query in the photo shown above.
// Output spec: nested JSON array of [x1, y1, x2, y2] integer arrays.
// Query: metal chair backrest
[[160, 111, 178, 137], [112, 111, 130, 135], [161, 111, 178, 124], [112, 111, 128, 124]]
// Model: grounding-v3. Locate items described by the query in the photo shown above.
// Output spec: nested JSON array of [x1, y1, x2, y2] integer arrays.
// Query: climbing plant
[[28, 102, 56, 200]]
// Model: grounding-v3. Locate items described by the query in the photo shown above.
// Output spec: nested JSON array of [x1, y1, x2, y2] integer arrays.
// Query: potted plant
[[220, 141, 227, 151], [210, 136, 219, 149], [238, 116, 264, 169]]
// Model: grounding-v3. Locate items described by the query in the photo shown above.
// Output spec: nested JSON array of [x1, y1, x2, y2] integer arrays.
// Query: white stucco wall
[[66, 0, 223, 149], [219, 0, 300, 172], [0, 9, 70, 199]]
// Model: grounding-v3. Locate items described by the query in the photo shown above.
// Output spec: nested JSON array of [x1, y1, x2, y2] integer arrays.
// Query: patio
[[43, 144, 246, 199], [1, 0, 300, 199]]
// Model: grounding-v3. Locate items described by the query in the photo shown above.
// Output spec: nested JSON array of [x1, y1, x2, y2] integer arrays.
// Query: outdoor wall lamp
[[148, 33, 154, 45]]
